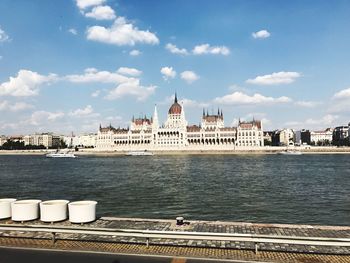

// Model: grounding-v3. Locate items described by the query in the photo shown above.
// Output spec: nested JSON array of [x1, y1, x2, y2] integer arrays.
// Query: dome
[[168, 93, 182, 114]]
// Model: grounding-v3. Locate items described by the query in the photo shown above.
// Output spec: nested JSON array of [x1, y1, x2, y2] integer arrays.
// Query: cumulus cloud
[[192, 44, 230, 55], [165, 43, 189, 55], [86, 17, 159, 46], [117, 67, 142, 76], [333, 87, 350, 100], [68, 28, 78, 35], [0, 70, 57, 97], [0, 26, 10, 42], [213, 91, 292, 105], [285, 114, 339, 129], [160, 67, 176, 80], [65, 68, 132, 84], [28, 111, 65, 126], [75, 0, 105, 10], [180, 71, 199, 84], [129, 49, 141, 56], [85, 5, 116, 20], [105, 79, 156, 101], [252, 30, 271, 39], [181, 98, 209, 108], [91, 90, 101, 97], [294, 101, 321, 108], [69, 105, 96, 117], [328, 87, 350, 113], [0, 101, 32, 111], [246, 71, 301, 85]]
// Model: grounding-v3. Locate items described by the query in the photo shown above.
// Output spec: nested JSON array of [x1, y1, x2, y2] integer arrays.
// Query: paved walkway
[[0, 217, 349, 260]]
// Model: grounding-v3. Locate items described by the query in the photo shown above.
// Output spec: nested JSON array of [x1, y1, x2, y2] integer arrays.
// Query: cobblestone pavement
[[0, 218, 349, 255], [0, 237, 349, 263]]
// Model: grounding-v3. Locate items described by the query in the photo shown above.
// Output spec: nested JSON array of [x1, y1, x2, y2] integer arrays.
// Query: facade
[[0, 135, 8, 146], [24, 133, 61, 148], [272, 129, 295, 146], [96, 94, 264, 151], [333, 125, 349, 146], [300, 128, 333, 145], [64, 133, 97, 148]]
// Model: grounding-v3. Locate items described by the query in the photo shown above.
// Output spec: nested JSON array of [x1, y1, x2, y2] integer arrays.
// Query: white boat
[[279, 150, 303, 155], [125, 151, 153, 156], [46, 150, 77, 158]]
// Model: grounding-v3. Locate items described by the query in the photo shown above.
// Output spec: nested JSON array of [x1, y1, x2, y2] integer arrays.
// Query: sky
[[1, 0, 350, 135]]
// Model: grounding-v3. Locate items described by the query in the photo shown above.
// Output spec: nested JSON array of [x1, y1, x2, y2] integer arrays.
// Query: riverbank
[[0, 217, 349, 263], [1, 146, 350, 156]]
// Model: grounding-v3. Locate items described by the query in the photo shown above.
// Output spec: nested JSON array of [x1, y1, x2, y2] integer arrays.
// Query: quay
[[0, 217, 349, 262]]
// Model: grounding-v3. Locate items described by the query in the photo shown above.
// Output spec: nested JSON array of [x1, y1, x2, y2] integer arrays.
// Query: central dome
[[168, 93, 182, 114]]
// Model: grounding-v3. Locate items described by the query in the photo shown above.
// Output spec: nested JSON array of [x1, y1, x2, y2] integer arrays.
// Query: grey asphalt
[[0, 247, 263, 263]]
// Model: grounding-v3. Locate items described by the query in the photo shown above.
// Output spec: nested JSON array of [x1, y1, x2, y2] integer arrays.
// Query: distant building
[[263, 131, 273, 145], [272, 129, 295, 146], [96, 93, 264, 151], [300, 128, 333, 145], [24, 133, 61, 148], [63, 133, 97, 148], [333, 124, 349, 146], [0, 135, 8, 146]]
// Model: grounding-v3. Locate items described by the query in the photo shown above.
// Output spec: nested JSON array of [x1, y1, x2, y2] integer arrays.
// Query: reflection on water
[[0, 154, 349, 225]]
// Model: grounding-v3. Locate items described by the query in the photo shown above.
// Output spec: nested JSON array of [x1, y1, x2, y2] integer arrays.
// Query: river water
[[0, 154, 349, 225]]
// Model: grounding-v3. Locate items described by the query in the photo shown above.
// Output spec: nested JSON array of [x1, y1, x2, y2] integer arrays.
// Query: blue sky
[[1, 0, 350, 135]]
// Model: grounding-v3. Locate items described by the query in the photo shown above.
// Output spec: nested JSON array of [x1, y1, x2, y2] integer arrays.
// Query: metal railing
[[0, 223, 349, 253]]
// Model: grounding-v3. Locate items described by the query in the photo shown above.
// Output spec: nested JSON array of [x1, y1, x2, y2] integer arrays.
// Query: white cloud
[[252, 30, 271, 39], [68, 28, 78, 35], [105, 79, 156, 101], [192, 44, 230, 56], [129, 49, 141, 56], [10, 102, 34, 111], [65, 68, 132, 84], [0, 70, 57, 97], [246, 71, 301, 85], [181, 98, 209, 108], [285, 114, 339, 129], [160, 67, 176, 80], [328, 88, 350, 113], [165, 43, 189, 55], [85, 5, 116, 20], [75, 0, 105, 10], [0, 26, 10, 42], [69, 105, 95, 117], [180, 71, 199, 84], [294, 101, 321, 108], [213, 91, 292, 105], [28, 111, 65, 126], [333, 87, 350, 100], [117, 67, 142, 76], [91, 90, 101, 97], [86, 17, 159, 46]]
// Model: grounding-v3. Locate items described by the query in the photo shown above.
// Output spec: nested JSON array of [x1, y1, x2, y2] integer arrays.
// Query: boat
[[46, 150, 77, 158], [278, 150, 303, 155], [125, 151, 153, 156]]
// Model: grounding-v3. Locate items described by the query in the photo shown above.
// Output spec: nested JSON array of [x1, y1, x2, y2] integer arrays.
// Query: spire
[[220, 109, 223, 117], [217, 108, 220, 115], [132, 115, 134, 122], [206, 110, 209, 117], [174, 92, 178, 103], [203, 108, 205, 117], [99, 124, 101, 130], [152, 104, 159, 129]]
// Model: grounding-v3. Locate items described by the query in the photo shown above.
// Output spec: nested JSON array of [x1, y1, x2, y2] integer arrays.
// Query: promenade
[[0, 217, 349, 262]]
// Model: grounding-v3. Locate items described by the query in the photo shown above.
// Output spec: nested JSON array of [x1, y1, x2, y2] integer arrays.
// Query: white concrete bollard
[[11, 200, 42, 222], [0, 198, 17, 219], [68, 201, 97, 224], [40, 200, 69, 223]]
